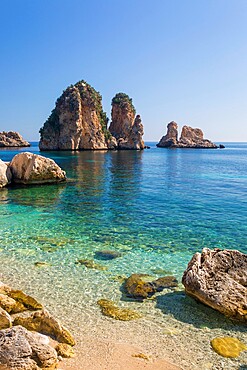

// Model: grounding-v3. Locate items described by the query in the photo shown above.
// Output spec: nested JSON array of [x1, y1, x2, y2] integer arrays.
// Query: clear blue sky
[[0, 0, 246, 141]]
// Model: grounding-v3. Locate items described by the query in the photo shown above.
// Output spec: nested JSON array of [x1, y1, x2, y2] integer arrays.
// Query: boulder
[[0, 325, 58, 369], [39, 80, 109, 150], [0, 160, 11, 188], [182, 248, 247, 322], [13, 309, 75, 346], [0, 131, 30, 147], [0, 307, 12, 330], [0, 282, 42, 313], [157, 123, 217, 148], [9, 152, 66, 184], [156, 121, 178, 147], [109, 93, 145, 150], [125, 274, 178, 300]]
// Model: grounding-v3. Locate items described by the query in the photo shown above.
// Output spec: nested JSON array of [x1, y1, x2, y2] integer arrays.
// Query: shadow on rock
[[155, 291, 246, 333]]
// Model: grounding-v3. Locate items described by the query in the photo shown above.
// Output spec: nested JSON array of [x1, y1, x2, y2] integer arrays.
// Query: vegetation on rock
[[112, 92, 136, 115]]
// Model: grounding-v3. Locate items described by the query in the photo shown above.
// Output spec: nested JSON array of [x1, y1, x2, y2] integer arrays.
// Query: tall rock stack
[[109, 93, 144, 150], [156, 121, 178, 147], [39, 81, 110, 150]]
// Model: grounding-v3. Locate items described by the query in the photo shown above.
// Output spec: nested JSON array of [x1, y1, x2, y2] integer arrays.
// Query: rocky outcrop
[[0, 280, 75, 368], [39, 80, 110, 150], [182, 248, 247, 322], [0, 131, 30, 147], [9, 152, 66, 184], [125, 274, 178, 300], [156, 121, 178, 148], [157, 122, 217, 148], [109, 93, 144, 150], [0, 325, 58, 370], [0, 160, 11, 188]]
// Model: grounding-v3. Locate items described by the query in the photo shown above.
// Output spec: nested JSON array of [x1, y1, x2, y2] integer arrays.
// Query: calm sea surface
[[0, 142, 246, 369]]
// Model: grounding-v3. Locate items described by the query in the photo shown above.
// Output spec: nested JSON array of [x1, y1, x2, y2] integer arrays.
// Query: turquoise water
[[1, 142, 247, 369], [0, 142, 246, 278]]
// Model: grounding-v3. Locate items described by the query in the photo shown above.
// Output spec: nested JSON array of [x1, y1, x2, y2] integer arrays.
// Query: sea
[[0, 142, 246, 369]]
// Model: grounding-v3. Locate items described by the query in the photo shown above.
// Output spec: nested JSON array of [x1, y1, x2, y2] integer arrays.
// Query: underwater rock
[[97, 299, 141, 321], [75, 259, 108, 271], [94, 250, 122, 260], [0, 307, 12, 330], [0, 325, 58, 369], [34, 262, 51, 267], [0, 160, 12, 188], [182, 248, 247, 322], [55, 343, 75, 358], [211, 337, 247, 358], [9, 152, 66, 184], [0, 131, 30, 147], [13, 308, 75, 346], [39, 80, 109, 150], [125, 274, 178, 300], [109, 93, 145, 150]]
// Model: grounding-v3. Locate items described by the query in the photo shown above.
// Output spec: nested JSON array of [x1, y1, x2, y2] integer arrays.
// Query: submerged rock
[[75, 259, 108, 271], [109, 93, 145, 150], [97, 299, 141, 321], [9, 152, 66, 184], [0, 131, 30, 147], [13, 308, 75, 346], [125, 274, 178, 300], [39, 80, 109, 150], [0, 160, 12, 188], [0, 325, 58, 369], [94, 250, 122, 260], [157, 122, 217, 148], [211, 337, 247, 358], [182, 248, 247, 322]]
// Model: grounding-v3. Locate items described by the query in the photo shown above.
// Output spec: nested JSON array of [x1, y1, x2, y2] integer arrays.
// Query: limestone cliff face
[[156, 121, 178, 147], [0, 131, 30, 147], [157, 122, 217, 148], [39, 81, 109, 150], [109, 93, 144, 150]]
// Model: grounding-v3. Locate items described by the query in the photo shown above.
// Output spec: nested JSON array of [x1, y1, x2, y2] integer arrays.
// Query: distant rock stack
[[109, 93, 144, 150], [39, 80, 110, 150], [156, 121, 178, 147], [0, 131, 30, 147], [157, 122, 217, 148]]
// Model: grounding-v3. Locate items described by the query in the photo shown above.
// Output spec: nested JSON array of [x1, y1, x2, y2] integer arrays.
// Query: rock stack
[[157, 121, 217, 148], [0, 131, 30, 147], [39, 82, 145, 151]]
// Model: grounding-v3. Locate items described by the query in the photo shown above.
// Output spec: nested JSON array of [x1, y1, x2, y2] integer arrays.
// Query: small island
[[0, 131, 30, 148], [157, 121, 217, 148]]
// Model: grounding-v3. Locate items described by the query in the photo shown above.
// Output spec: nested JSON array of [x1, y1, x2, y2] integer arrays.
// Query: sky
[[0, 0, 247, 142]]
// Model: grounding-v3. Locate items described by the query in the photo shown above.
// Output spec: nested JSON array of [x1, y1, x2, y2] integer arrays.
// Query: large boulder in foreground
[[0, 160, 12, 188], [109, 93, 145, 150], [0, 131, 30, 147], [9, 152, 66, 184], [0, 325, 58, 370], [182, 248, 247, 322], [39, 80, 109, 150], [157, 122, 217, 148]]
